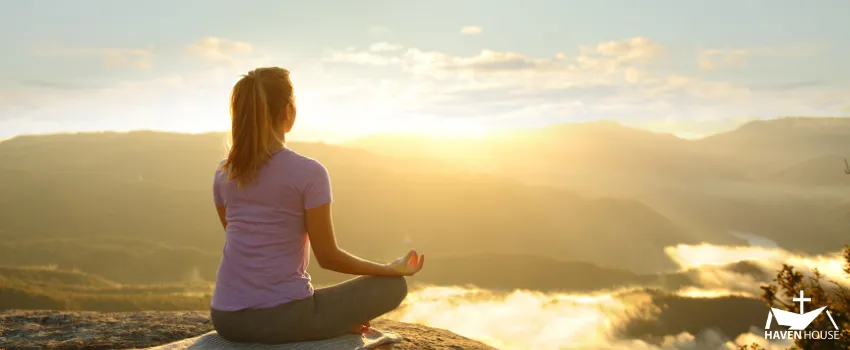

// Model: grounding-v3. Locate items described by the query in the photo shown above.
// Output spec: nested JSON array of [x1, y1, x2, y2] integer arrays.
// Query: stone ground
[[0, 309, 496, 350]]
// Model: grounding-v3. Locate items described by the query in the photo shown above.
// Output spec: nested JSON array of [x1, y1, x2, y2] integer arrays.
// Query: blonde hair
[[222, 67, 294, 187]]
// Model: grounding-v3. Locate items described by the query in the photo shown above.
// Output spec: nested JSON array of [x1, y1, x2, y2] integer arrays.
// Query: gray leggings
[[210, 276, 408, 344]]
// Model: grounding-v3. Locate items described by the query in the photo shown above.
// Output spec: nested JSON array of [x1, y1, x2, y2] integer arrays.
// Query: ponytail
[[222, 67, 293, 187]]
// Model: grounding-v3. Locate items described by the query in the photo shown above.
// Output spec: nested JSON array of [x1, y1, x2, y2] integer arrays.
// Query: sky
[[1, 0, 849, 142]]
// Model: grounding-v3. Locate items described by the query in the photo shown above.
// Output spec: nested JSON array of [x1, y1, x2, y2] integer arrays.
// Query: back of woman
[[212, 148, 329, 311], [209, 67, 425, 345]]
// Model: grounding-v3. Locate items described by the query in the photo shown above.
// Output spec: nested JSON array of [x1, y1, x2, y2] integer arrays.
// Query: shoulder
[[213, 159, 227, 180], [282, 149, 328, 175], [214, 159, 226, 171]]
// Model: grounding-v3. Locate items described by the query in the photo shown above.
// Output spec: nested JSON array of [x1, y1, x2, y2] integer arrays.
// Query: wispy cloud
[[17, 79, 105, 90], [698, 48, 751, 71], [577, 37, 665, 70], [185, 36, 253, 62], [459, 25, 483, 35], [326, 44, 566, 76], [369, 42, 403, 52], [388, 285, 788, 349], [383, 243, 843, 349], [665, 243, 850, 288], [8, 35, 845, 141], [744, 80, 825, 92], [316, 36, 846, 138], [324, 37, 664, 82], [34, 45, 153, 69], [324, 47, 401, 66], [698, 45, 820, 71]]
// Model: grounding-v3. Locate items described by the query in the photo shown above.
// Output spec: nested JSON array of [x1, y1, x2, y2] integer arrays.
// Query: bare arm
[[305, 203, 406, 276], [215, 205, 227, 230]]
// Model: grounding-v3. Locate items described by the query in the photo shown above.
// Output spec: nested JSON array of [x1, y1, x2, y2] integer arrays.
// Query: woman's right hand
[[386, 250, 425, 276]]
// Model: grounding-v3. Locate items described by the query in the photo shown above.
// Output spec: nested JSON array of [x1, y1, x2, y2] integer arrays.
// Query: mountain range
[[348, 117, 850, 252], [0, 116, 849, 287]]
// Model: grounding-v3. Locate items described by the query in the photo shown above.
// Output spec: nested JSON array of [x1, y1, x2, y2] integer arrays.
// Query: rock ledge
[[0, 310, 496, 350]]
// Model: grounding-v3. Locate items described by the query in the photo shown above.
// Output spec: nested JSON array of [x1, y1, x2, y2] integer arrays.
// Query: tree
[[740, 245, 850, 349]]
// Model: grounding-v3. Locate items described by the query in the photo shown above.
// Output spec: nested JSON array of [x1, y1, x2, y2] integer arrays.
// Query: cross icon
[[793, 290, 812, 314]]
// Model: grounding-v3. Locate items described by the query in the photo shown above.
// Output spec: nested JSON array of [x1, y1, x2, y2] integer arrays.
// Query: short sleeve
[[303, 161, 333, 210], [213, 168, 225, 206]]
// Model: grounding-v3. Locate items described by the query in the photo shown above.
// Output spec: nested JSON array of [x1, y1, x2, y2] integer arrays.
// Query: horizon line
[[2, 115, 849, 145]]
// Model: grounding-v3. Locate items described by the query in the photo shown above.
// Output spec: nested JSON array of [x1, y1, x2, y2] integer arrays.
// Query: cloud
[[386, 284, 788, 349], [34, 45, 153, 69], [664, 243, 850, 289], [185, 36, 253, 63], [325, 47, 401, 66], [369, 42, 403, 52], [582, 37, 665, 63], [698, 49, 753, 71], [380, 243, 842, 349], [326, 37, 660, 77], [647, 75, 752, 100], [10, 36, 844, 142], [315, 36, 847, 137], [459, 25, 483, 35], [698, 45, 820, 71], [624, 67, 645, 84], [405, 49, 560, 75], [744, 80, 825, 92], [388, 286, 633, 349], [574, 37, 665, 75], [326, 45, 562, 77], [17, 79, 105, 90]]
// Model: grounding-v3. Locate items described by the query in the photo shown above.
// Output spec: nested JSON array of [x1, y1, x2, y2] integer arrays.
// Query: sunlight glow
[[383, 118, 497, 141], [672, 131, 707, 140], [675, 287, 753, 299], [664, 244, 784, 269]]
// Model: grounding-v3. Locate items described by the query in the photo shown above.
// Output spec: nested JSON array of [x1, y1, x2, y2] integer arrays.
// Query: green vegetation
[[738, 245, 850, 350], [0, 265, 211, 311]]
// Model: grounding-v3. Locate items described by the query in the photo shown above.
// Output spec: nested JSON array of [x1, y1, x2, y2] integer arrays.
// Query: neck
[[268, 131, 285, 151], [267, 139, 284, 150], [272, 129, 286, 145]]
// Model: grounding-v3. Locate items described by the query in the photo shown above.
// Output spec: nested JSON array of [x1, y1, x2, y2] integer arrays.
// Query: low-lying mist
[[384, 242, 848, 350]]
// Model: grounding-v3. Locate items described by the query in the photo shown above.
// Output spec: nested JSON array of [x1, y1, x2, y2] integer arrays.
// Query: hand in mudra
[[387, 250, 425, 276]]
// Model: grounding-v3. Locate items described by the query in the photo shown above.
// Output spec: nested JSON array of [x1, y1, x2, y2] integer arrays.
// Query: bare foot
[[347, 321, 371, 335]]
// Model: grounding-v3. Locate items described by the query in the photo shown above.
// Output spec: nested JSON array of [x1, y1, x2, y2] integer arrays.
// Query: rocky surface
[[0, 310, 496, 350]]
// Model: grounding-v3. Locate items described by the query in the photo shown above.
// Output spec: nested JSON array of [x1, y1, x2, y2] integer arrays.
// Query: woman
[[210, 66, 425, 344]]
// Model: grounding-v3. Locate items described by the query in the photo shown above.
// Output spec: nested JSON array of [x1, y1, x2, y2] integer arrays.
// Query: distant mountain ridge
[[347, 116, 850, 144], [344, 116, 850, 254], [0, 130, 698, 283]]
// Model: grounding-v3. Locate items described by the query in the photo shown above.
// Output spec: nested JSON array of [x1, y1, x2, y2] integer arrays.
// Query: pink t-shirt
[[211, 148, 332, 311]]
